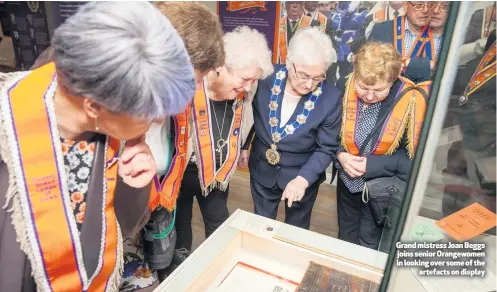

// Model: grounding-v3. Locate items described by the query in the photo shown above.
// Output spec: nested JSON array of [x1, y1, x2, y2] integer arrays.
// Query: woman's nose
[[305, 79, 314, 88], [243, 80, 253, 92]]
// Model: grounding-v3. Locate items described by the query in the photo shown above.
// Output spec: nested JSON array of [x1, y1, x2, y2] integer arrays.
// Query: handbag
[[362, 176, 407, 227]]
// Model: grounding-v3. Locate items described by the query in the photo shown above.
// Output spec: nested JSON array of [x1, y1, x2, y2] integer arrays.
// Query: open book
[[297, 262, 380, 292]]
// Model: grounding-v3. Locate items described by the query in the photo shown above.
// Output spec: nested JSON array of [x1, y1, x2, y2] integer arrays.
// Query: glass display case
[[157, 209, 387, 292], [385, 1, 496, 291]]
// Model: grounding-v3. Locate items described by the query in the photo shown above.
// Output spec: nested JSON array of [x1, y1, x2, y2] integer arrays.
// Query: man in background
[[429, 2, 450, 46], [369, 2, 444, 78], [304, 1, 330, 31], [442, 30, 496, 236], [365, 2, 405, 38], [278, 1, 320, 64], [303, 1, 339, 82]]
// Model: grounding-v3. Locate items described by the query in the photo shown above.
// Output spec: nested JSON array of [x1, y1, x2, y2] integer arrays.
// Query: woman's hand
[[238, 150, 249, 168], [337, 152, 366, 178], [118, 136, 156, 188], [282, 176, 309, 208]]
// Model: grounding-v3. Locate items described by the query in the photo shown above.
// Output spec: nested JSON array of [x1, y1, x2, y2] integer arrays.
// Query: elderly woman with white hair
[[0, 2, 194, 291], [173, 26, 274, 257], [242, 26, 341, 230]]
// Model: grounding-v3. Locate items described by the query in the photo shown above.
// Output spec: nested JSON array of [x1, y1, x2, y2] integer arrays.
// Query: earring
[[95, 118, 99, 132], [216, 71, 220, 77]]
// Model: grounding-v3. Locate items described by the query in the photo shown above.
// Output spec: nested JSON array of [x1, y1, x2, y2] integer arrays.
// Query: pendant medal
[[266, 144, 280, 165], [266, 68, 324, 166]]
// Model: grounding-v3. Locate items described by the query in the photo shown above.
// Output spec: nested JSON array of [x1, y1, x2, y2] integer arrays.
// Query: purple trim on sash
[[6, 78, 57, 290], [43, 75, 85, 288], [221, 99, 244, 182], [7, 75, 57, 290], [153, 175, 161, 191], [192, 100, 207, 185], [106, 154, 119, 169]]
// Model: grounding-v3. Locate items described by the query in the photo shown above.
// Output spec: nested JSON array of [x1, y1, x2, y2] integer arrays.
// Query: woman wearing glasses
[[241, 27, 340, 230], [173, 26, 274, 257], [335, 41, 431, 250]]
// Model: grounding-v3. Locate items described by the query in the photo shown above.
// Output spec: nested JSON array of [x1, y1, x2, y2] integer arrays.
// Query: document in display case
[[156, 209, 388, 292]]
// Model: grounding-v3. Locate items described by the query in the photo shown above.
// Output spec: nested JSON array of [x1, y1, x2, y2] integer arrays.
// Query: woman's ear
[[82, 98, 102, 119]]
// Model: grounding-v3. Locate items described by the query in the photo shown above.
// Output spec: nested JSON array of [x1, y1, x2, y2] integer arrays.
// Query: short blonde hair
[[353, 42, 401, 85]]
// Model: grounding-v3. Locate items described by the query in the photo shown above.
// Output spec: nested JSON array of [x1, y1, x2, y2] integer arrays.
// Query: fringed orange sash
[[148, 107, 190, 211], [192, 83, 244, 194], [1, 62, 121, 291], [341, 74, 431, 159], [464, 41, 496, 99], [278, 15, 312, 64]]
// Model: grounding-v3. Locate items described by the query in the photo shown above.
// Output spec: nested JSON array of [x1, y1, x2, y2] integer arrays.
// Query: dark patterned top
[[336, 100, 381, 193], [61, 138, 96, 232]]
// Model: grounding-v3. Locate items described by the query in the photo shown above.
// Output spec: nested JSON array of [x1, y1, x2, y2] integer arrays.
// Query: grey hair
[[223, 26, 274, 79], [51, 1, 195, 119], [286, 26, 337, 70]]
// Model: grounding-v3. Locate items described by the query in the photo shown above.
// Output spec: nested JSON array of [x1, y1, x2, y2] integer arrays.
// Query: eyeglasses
[[292, 63, 326, 83], [409, 2, 450, 12], [433, 2, 451, 12], [408, 2, 434, 11], [354, 81, 390, 98]]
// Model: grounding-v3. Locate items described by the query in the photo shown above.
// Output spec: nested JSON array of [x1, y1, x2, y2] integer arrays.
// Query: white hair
[[51, 1, 195, 119], [223, 26, 274, 79], [286, 27, 337, 69]]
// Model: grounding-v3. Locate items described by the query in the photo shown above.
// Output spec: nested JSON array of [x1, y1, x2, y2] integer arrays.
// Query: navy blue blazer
[[369, 19, 431, 77], [247, 64, 342, 190]]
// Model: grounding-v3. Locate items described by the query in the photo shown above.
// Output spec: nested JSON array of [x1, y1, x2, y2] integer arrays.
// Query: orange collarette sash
[[374, 7, 404, 22], [315, 12, 328, 32], [394, 16, 435, 70], [148, 107, 190, 211], [464, 42, 496, 99], [191, 83, 244, 194], [278, 15, 312, 64], [374, 7, 387, 22], [341, 74, 431, 159], [0, 63, 121, 291]]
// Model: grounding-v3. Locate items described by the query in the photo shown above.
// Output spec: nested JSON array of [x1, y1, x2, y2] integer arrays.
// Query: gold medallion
[[265, 144, 280, 165]]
